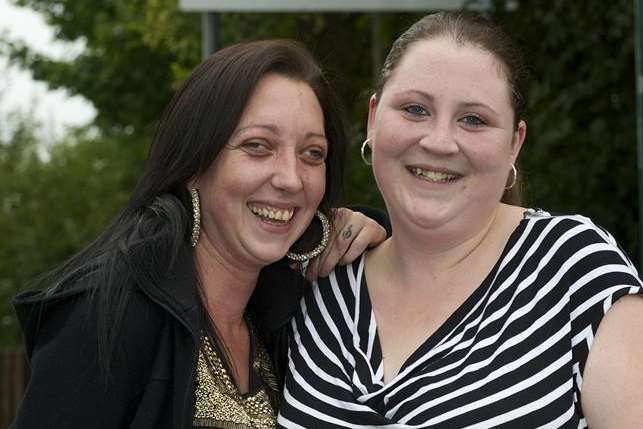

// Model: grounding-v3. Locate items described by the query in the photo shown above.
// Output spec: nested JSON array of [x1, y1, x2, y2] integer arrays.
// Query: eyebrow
[[235, 123, 278, 135], [235, 123, 327, 141], [461, 102, 500, 117], [398, 89, 434, 102], [396, 90, 500, 116]]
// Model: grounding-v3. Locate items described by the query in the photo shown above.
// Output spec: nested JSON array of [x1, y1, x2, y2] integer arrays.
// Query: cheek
[[373, 128, 405, 160], [306, 165, 326, 205], [371, 131, 405, 186], [468, 149, 503, 170], [201, 176, 241, 217], [374, 115, 422, 158], [463, 137, 514, 171], [201, 160, 264, 207]]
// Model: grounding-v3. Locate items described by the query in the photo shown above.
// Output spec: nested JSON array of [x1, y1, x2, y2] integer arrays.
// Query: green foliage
[[0, 116, 146, 344], [4, 0, 198, 133], [505, 0, 638, 260], [1, 0, 641, 345]]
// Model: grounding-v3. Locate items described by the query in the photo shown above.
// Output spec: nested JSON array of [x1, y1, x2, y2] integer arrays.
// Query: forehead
[[238, 73, 324, 128], [384, 36, 512, 107]]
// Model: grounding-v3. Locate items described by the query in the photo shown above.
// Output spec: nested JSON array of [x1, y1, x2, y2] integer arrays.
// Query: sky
[[0, 0, 95, 142]]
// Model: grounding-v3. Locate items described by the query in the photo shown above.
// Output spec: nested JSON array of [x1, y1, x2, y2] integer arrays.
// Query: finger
[[311, 209, 353, 274], [310, 208, 384, 279], [313, 235, 345, 279], [338, 232, 372, 266], [305, 257, 321, 282], [316, 222, 359, 277], [339, 220, 386, 265], [366, 221, 387, 247]]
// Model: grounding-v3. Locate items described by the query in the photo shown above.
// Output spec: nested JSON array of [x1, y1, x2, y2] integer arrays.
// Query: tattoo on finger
[[342, 224, 353, 240]]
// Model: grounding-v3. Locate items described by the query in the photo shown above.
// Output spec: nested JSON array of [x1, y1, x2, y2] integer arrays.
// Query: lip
[[405, 164, 462, 176], [247, 200, 299, 210], [247, 202, 299, 232], [405, 164, 463, 185]]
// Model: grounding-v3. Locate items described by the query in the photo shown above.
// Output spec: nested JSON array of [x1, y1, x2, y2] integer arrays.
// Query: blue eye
[[460, 115, 486, 127], [403, 104, 428, 116]]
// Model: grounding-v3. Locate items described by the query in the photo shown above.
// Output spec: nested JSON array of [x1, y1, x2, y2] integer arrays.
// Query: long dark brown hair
[[36, 40, 347, 377]]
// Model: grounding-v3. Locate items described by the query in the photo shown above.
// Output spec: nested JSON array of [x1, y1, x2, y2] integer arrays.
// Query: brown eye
[[302, 146, 327, 164], [240, 140, 271, 155]]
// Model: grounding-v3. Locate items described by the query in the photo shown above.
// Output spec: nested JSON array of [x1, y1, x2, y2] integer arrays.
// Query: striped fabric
[[278, 214, 643, 428]]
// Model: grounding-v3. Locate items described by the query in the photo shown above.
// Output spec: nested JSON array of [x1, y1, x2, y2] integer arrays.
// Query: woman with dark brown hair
[[280, 12, 643, 428], [10, 39, 387, 429]]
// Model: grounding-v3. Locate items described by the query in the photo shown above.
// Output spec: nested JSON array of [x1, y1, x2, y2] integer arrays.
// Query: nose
[[418, 119, 459, 155], [271, 151, 304, 193]]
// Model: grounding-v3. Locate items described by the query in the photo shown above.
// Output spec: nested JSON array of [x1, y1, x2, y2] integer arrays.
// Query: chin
[[389, 202, 451, 230], [251, 245, 292, 266]]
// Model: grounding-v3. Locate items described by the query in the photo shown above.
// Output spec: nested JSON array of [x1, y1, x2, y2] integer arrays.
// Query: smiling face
[[368, 36, 526, 239], [195, 73, 327, 270]]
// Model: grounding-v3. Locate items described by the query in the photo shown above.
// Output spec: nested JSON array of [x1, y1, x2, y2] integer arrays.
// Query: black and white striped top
[[278, 213, 643, 428]]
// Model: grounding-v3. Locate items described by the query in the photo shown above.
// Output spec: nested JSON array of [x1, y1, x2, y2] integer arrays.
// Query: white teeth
[[248, 204, 295, 222], [409, 167, 458, 183]]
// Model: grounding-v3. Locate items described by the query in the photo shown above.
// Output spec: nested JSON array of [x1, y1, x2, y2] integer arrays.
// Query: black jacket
[[10, 206, 390, 428], [10, 246, 302, 429]]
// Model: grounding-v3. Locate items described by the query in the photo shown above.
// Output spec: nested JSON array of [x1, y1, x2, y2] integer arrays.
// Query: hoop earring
[[286, 210, 330, 262], [190, 188, 201, 247], [505, 164, 517, 190], [360, 139, 372, 166]]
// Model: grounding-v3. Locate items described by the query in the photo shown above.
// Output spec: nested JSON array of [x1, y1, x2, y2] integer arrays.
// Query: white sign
[[179, 0, 491, 12]]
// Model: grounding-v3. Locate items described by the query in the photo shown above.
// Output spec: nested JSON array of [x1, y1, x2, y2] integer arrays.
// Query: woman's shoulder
[[522, 209, 595, 228], [10, 281, 179, 428], [14, 273, 170, 360], [494, 208, 641, 309], [516, 208, 641, 293], [519, 209, 630, 255]]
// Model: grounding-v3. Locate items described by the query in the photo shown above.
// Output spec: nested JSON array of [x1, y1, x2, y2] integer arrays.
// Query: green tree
[[0, 115, 146, 344], [504, 0, 638, 260], [1, 0, 641, 346]]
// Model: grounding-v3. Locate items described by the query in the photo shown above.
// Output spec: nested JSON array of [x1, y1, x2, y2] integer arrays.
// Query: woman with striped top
[[279, 12, 643, 428]]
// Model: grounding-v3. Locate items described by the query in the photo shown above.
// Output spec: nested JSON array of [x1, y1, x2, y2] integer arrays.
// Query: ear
[[367, 94, 378, 141], [510, 120, 527, 164]]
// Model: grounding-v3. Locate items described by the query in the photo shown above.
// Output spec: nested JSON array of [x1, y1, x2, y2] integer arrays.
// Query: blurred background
[[0, 0, 639, 423]]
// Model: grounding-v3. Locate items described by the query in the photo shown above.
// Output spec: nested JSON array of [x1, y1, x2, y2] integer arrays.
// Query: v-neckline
[[357, 217, 529, 387], [202, 314, 262, 397]]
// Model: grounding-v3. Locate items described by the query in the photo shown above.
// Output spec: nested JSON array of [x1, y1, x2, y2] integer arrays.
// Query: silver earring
[[505, 164, 517, 190], [286, 210, 330, 262], [360, 139, 372, 166], [190, 188, 201, 247]]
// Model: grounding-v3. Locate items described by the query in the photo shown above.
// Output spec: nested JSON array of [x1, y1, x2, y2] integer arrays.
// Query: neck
[[374, 204, 517, 289], [194, 237, 261, 334]]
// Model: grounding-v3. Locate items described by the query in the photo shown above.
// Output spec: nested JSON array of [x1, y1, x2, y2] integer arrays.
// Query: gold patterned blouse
[[193, 327, 279, 429]]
